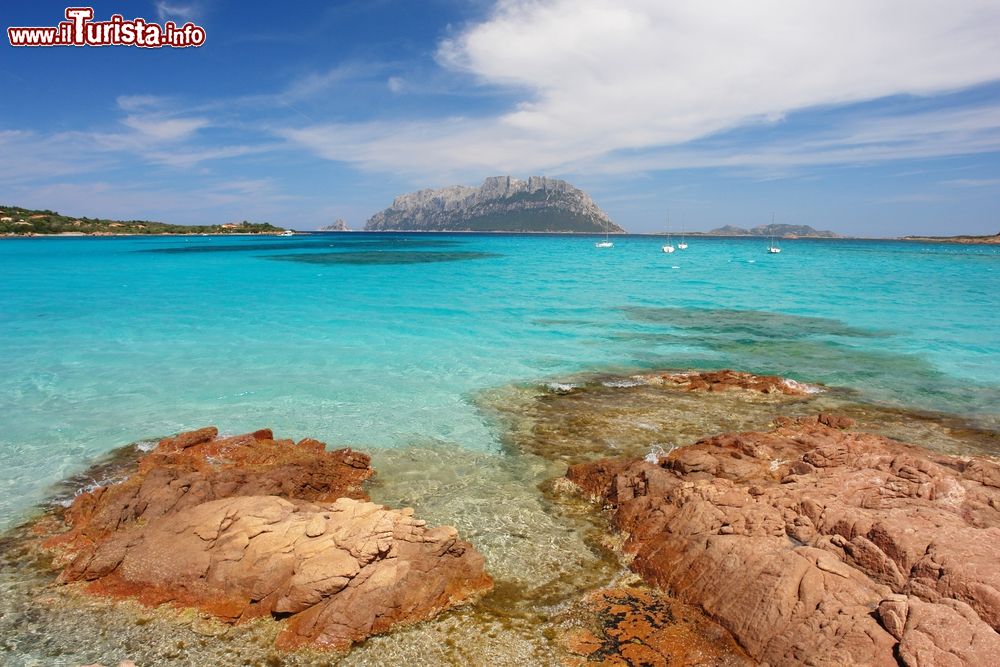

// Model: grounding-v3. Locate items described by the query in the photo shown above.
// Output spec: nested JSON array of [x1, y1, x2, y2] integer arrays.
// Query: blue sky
[[2, 0, 999, 235]]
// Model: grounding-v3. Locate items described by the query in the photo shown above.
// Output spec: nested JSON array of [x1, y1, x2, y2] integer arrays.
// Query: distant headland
[[901, 232, 1000, 245], [0, 205, 288, 236]]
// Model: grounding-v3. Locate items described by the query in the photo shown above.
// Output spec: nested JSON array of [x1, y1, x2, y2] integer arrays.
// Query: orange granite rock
[[567, 415, 1000, 666], [46, 428, 492, 652]]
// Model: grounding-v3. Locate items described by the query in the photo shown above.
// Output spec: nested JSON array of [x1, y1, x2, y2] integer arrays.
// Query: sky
[[2, 0, 999, 235]]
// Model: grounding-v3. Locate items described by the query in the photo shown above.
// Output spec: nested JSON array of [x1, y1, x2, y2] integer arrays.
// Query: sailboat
[[766, 212, 781, 254], [662, 213, 675, 253], [595, 218, 614, 248], [678, 223, 688, 250]]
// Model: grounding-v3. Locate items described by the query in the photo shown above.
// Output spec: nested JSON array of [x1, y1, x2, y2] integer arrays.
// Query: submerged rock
[[42, 428, 492, 652], [565, 415, 1000, 666], [652, 369, 821, 395]]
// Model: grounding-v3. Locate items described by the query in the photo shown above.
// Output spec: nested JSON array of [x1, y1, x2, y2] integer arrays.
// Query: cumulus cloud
[[283, 0, 1000, 177]]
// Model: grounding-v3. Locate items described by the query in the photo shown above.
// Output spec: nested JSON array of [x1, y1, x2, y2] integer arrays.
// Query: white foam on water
[[783, 378, 824, 394], [134, 439, 159, 452], [545, 382, 577, 393], [601, 377, 645, 388], [644, 443, 675, 464], [53, 475, 129, 508]]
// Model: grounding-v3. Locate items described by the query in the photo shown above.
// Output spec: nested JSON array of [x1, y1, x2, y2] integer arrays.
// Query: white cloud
[[155, 2, 200, 23], [281, 63, 378, 101], [582, 102, 1000, 175], [942, 178, 1000, 188], [122, 114, 208, 142], [116, 95, 169, 112], [387, 76, 405, 94], [283, 0, 1000, 177]]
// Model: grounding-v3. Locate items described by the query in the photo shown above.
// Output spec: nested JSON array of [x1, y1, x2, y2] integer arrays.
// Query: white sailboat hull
[[662, 245, 675, 253]]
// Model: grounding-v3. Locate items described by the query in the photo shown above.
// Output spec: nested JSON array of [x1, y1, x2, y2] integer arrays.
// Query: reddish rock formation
[[566, 415, 1000, 666], [49, 426, 372, 561], [46, 428, 492, 651], [654, 370, 819, 395]]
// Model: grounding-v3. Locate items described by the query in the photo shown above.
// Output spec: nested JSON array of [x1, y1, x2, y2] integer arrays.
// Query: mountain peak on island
[[364, 176, 623, 233], [319, 218, 350, 232]]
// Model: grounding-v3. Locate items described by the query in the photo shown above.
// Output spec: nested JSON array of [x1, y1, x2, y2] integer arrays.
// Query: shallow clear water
[[0, 233, 998, 527]]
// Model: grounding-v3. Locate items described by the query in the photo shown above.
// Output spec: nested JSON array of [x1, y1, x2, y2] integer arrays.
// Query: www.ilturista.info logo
[[8, 7, 206, 48]]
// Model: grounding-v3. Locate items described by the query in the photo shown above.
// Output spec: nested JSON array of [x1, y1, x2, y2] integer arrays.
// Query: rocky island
[[364, 176, 623, 233], [696, 223, 841, 238]]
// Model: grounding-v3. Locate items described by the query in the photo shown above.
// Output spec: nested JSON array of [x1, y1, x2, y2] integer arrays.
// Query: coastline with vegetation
[[0, 205, 289, 237]]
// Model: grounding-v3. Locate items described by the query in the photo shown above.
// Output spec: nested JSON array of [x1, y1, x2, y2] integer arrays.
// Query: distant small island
[[690, 223, 841, 238], [901, 232, 1000, 245], [365, 176, 623, 233], [0, 205, 288, 236]]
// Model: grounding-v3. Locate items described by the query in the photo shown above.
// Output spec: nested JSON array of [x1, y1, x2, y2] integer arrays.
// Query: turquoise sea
[[1, 233, 998, 528]]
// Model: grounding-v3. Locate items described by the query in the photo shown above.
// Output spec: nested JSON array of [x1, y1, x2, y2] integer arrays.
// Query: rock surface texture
[[45, 428, 492, 651], [566, 415, 1000, 666], [559, 587, 752, 666], [364, 175, 623, 232]]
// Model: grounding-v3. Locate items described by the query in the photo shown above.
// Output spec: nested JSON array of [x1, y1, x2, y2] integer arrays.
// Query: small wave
[[644, 443, 675, 464], [546, 382, 577, 393], [134, 438, 159, 452], [601, 378, 646, 388], [783, 378, 824, 394], [53, 475, 129, 508]]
